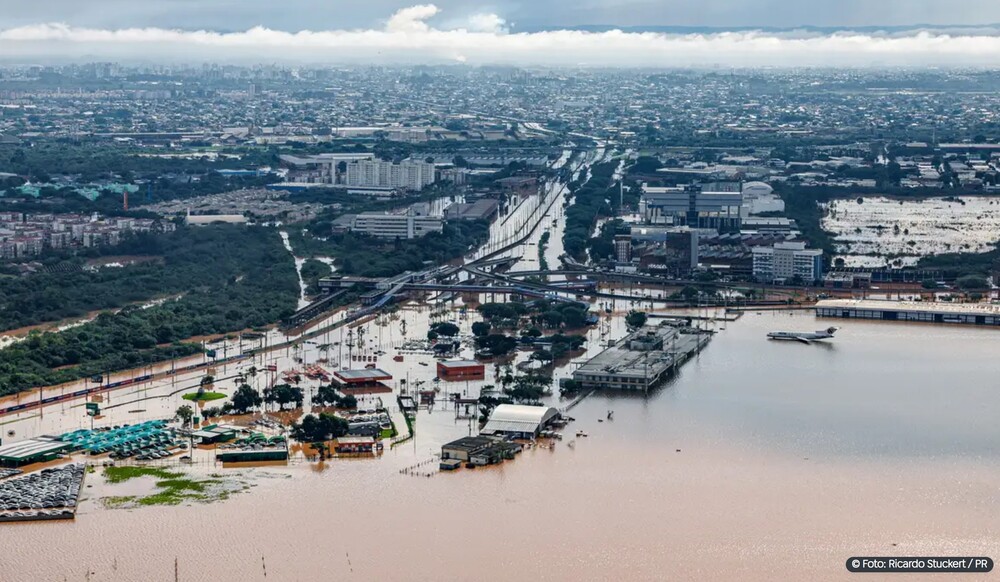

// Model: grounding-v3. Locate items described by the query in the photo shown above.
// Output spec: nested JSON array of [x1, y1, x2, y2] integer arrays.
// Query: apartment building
[[345, 159, 436, 191], [752, 241, 823, 283]]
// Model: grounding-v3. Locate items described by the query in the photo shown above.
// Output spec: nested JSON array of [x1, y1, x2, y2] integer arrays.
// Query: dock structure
[[572, 323, 712, 391], [816, 299, 1000, 327]]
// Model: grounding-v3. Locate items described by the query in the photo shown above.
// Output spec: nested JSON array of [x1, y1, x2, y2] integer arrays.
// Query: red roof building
[[436, 360, 485, 381]]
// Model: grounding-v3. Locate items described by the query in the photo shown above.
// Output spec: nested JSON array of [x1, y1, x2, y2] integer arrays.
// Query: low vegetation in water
[[182, 391, 227, 402], [101, 466, 247, 508], [288, 219, 490, 278]]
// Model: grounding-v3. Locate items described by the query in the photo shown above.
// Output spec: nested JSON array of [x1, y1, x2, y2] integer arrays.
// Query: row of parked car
[[0, 508, 75, 521], [0, 464, 83, 513], [0, 468, 22, 481], [251, 417, 283, 431], [108, 441, 187, 461]]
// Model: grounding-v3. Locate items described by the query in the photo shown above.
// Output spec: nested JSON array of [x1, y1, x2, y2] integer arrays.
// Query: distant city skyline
[[4, 2, 1000, 66]]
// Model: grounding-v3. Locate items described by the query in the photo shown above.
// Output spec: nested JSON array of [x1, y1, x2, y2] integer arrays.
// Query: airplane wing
[[795, 337, 812, 344]]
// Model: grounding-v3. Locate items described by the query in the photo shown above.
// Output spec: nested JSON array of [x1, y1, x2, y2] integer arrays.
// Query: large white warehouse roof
[[481, 404, 559, 436]]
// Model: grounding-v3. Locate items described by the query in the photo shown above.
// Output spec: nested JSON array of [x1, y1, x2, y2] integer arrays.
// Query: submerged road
[[0, 143, 695, 416]]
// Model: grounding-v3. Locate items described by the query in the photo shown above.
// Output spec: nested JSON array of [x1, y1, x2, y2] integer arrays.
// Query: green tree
[[677, 286, 700, 301], [957, 275, 989, 290], [560, 307, 588, 329], [291, 413, 349, 442], [263, 384, 303, 409], [231, 384, 263, 414], [431, 322, 460, 337], [506, 371, 553, 403], [625, 311, 648, 328], [475, 334, 518, 357], [175, 405, 194, 426], [542, 310, 564, 328]]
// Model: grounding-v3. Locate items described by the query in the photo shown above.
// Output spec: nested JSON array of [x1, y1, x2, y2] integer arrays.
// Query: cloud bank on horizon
[[3, 4, 1000, 67]]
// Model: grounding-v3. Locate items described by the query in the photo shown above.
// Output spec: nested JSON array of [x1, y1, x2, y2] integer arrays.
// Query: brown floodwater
[[3, 310, 1000, 581]]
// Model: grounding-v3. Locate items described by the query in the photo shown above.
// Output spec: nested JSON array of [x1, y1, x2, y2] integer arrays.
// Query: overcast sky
[[3, 1, 1000, 66], [5, 0, 1000, 30]]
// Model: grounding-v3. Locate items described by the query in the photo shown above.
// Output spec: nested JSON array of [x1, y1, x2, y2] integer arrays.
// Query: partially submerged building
[[440, 435, 522, 468], [217, 447, 288, 463], [480, 404, 561, 440], [331, 369, 393, 395], [441, 436, 500, 462], [816, 299, 1000, 326], [436, 360, 486, 381], [0, 437, 71, 467], [335, 436, 383, 455], [572, 324, 712, 391], [191, 424, 238, 445]]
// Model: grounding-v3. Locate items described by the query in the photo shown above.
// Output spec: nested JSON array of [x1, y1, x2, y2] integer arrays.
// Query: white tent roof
[[481, 404, 559, 436], [742, 181, 774, 196]]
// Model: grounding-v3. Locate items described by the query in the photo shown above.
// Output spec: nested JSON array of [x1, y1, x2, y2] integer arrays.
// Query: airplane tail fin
[[825, 327, 839, 335]]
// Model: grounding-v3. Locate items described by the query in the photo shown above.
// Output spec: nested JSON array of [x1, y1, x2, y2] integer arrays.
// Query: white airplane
[[767, 327, 839, 344]]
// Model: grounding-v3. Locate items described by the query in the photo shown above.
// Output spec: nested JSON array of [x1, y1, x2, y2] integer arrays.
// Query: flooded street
[[3, 310, 1000, 581], [279, 230, 311, 310]]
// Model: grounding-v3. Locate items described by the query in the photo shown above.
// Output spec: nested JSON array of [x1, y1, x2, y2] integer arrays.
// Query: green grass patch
[[137, 478, 221, 506], [182, 391, 227, 402], [104, 466, 181, 484], [103, 466, 226, 507]]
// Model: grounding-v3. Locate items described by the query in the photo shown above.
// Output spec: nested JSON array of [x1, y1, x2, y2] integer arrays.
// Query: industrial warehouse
[[480, 404, 562, 440], [439, 436, 522, 470], [572, 323, 713, 391], [439, 404, 562, 470], [816, 299, 1000, 326], [0, 438, 71, 468]]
